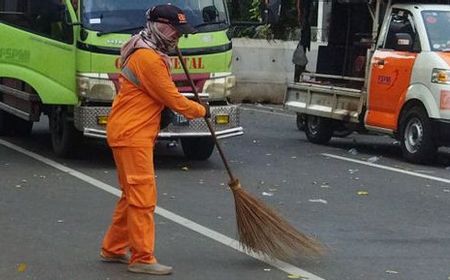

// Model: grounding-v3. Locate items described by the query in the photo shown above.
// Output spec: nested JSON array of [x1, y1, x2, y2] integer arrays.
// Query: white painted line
[[240, 106, 295, 118], [322, 153, 450, 184], [0, 139, 325, 280]]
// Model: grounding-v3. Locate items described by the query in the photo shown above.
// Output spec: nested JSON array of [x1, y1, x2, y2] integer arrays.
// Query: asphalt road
[[1, 104, 450, 280]]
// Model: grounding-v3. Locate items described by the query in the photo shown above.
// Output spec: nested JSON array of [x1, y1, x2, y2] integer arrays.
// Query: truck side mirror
[[394, 33, 413, 52], [64, 7, 81, 26], [202, 6, 219, 23]]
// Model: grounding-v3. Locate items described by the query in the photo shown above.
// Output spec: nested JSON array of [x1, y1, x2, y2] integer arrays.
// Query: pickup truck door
[[366, 9, 419, 130]]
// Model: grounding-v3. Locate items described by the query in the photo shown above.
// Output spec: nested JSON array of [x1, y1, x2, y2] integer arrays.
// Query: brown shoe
[[128, 263, 173, 275], [100, 251, 129, 264]]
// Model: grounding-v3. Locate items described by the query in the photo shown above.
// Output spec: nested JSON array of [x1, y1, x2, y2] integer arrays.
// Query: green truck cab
[[0, 0, 243, 159]]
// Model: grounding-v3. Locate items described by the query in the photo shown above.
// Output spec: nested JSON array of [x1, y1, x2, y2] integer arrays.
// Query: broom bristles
[[229, 179, 324, 261]]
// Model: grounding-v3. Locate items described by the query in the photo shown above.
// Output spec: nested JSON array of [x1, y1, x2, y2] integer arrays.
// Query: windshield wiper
[[97, 26, 144, 37], [194, 20, 228, 29]]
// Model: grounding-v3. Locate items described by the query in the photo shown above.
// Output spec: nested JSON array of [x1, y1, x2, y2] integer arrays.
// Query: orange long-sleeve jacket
[[107, 48, 206, 147]]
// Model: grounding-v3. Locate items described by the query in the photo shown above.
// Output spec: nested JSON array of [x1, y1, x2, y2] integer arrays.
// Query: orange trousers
[[102, 146, 157, 265]]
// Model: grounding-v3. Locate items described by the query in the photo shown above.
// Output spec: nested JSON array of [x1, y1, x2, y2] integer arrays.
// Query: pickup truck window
[[0, 0, 73, 44], [383, 10, 420, 52], [422, 10, 450, 51]]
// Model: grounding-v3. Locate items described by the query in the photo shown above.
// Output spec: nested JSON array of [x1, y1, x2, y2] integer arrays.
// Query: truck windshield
[[81, 0, 229, 34], [422, 10, 450, 51]]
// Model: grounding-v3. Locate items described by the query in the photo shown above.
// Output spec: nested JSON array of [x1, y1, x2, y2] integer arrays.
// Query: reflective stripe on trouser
[[102, 146, 157, 264]]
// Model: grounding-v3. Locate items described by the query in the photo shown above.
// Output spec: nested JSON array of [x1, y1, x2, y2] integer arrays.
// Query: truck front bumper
[[74, 105, 243, 140]]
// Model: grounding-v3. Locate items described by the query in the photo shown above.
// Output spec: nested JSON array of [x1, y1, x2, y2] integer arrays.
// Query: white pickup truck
[[285, 1, 450, 163]]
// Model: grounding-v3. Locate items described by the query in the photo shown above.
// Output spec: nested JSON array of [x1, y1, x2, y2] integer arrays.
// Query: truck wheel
[[49, 107, 82, 158], [400, 106, 437, 163], [304, 115, 333, 144], [181, 137, 215, 160], [296, 113, 305, 131], [0, 110, 13, 136]]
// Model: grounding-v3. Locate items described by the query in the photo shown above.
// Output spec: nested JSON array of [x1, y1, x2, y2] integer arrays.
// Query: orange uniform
[[102, 48, 205, 264]]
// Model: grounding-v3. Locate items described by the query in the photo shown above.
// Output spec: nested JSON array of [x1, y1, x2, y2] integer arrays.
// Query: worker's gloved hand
[[202, 102, 211, 118]]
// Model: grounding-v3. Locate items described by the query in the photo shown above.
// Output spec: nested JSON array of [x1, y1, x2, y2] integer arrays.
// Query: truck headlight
[[202, 74, 236, 100], [77, 74, 116, 102], [432, 69, 450, 84]]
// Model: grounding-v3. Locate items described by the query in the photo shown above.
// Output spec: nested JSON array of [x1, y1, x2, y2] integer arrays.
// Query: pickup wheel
[[49, 107, 82, 158], [304, 115, 333, 144], [400, 106, 437, 163], [181, 137, 215, 160]]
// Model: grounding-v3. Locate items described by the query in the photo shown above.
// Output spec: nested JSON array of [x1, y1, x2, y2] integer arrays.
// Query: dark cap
[[147, 4, 197, 34]]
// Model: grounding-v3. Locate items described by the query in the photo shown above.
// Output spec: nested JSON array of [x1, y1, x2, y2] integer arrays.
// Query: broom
[[176, 47, 324, 261]]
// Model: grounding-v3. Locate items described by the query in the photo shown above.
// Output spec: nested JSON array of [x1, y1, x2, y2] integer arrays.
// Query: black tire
[[49, 107, 82, 158], [399, 106, 437, 163], [304, 115, 333, 144], [181, 137, 215, 160], [296, 113, 305, 131], [0, 110, 13, 136]]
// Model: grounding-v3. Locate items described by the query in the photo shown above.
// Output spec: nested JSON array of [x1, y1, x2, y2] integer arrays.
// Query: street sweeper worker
[[100, 4, 206, 275]]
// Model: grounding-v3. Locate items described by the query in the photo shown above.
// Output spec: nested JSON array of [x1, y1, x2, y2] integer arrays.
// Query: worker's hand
[[202, 102, 211, 118]]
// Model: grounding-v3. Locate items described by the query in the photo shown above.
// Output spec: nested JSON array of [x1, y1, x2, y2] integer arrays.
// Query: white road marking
[[0, 139, 325, 280], [322, 153, 450, 184]]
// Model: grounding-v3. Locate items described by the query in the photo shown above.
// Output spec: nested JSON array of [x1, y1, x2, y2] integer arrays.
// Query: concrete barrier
[[230, 38, 321, 104]]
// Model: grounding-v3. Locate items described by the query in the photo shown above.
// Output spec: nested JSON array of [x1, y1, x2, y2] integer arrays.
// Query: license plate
[[173, 114, 189, 126]]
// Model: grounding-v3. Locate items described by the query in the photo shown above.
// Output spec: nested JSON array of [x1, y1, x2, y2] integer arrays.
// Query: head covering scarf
[[120, 11, 179, 68]]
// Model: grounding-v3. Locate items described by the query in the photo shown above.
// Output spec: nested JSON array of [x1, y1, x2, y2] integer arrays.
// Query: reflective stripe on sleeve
[[122, 66, 141, 87]]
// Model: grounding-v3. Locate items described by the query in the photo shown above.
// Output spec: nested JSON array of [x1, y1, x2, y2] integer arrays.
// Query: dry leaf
[[357, 191, 369, 196], [17, 263, 26, 272]]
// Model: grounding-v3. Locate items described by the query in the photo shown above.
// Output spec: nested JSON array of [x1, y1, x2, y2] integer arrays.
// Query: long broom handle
[[176, 47, 236, 182]]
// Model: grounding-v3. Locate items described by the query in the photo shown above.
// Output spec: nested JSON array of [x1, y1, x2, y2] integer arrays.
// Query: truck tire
[[49, 107, 82, 158], [181, 137, 215, 160], [399, 106, 437, 163], [304, 115, 333, 144], [296, 113, 305, 131]]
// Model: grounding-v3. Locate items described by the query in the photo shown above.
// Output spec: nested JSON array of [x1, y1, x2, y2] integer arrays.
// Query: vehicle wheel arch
[[404, 83, 439, 118], [398, 99, 427, 125]]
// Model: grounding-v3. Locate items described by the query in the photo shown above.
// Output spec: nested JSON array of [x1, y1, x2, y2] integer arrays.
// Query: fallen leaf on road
[[17, 263, 26, 272], [348, 148, 358, 155], [262, 192, 274, 197], [357, 191, 369, 196], [21, 179, 27, 183], [308, 199, 327, 204], [264, 268, 271, 272], [348, 169, 359, 174], [268, 188, 278, 192], [15, 185, 22, 188], [57, 220, 64, 223]]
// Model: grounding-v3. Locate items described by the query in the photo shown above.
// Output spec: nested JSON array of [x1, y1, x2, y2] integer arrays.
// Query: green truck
[[0, 0, 243, 159]]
